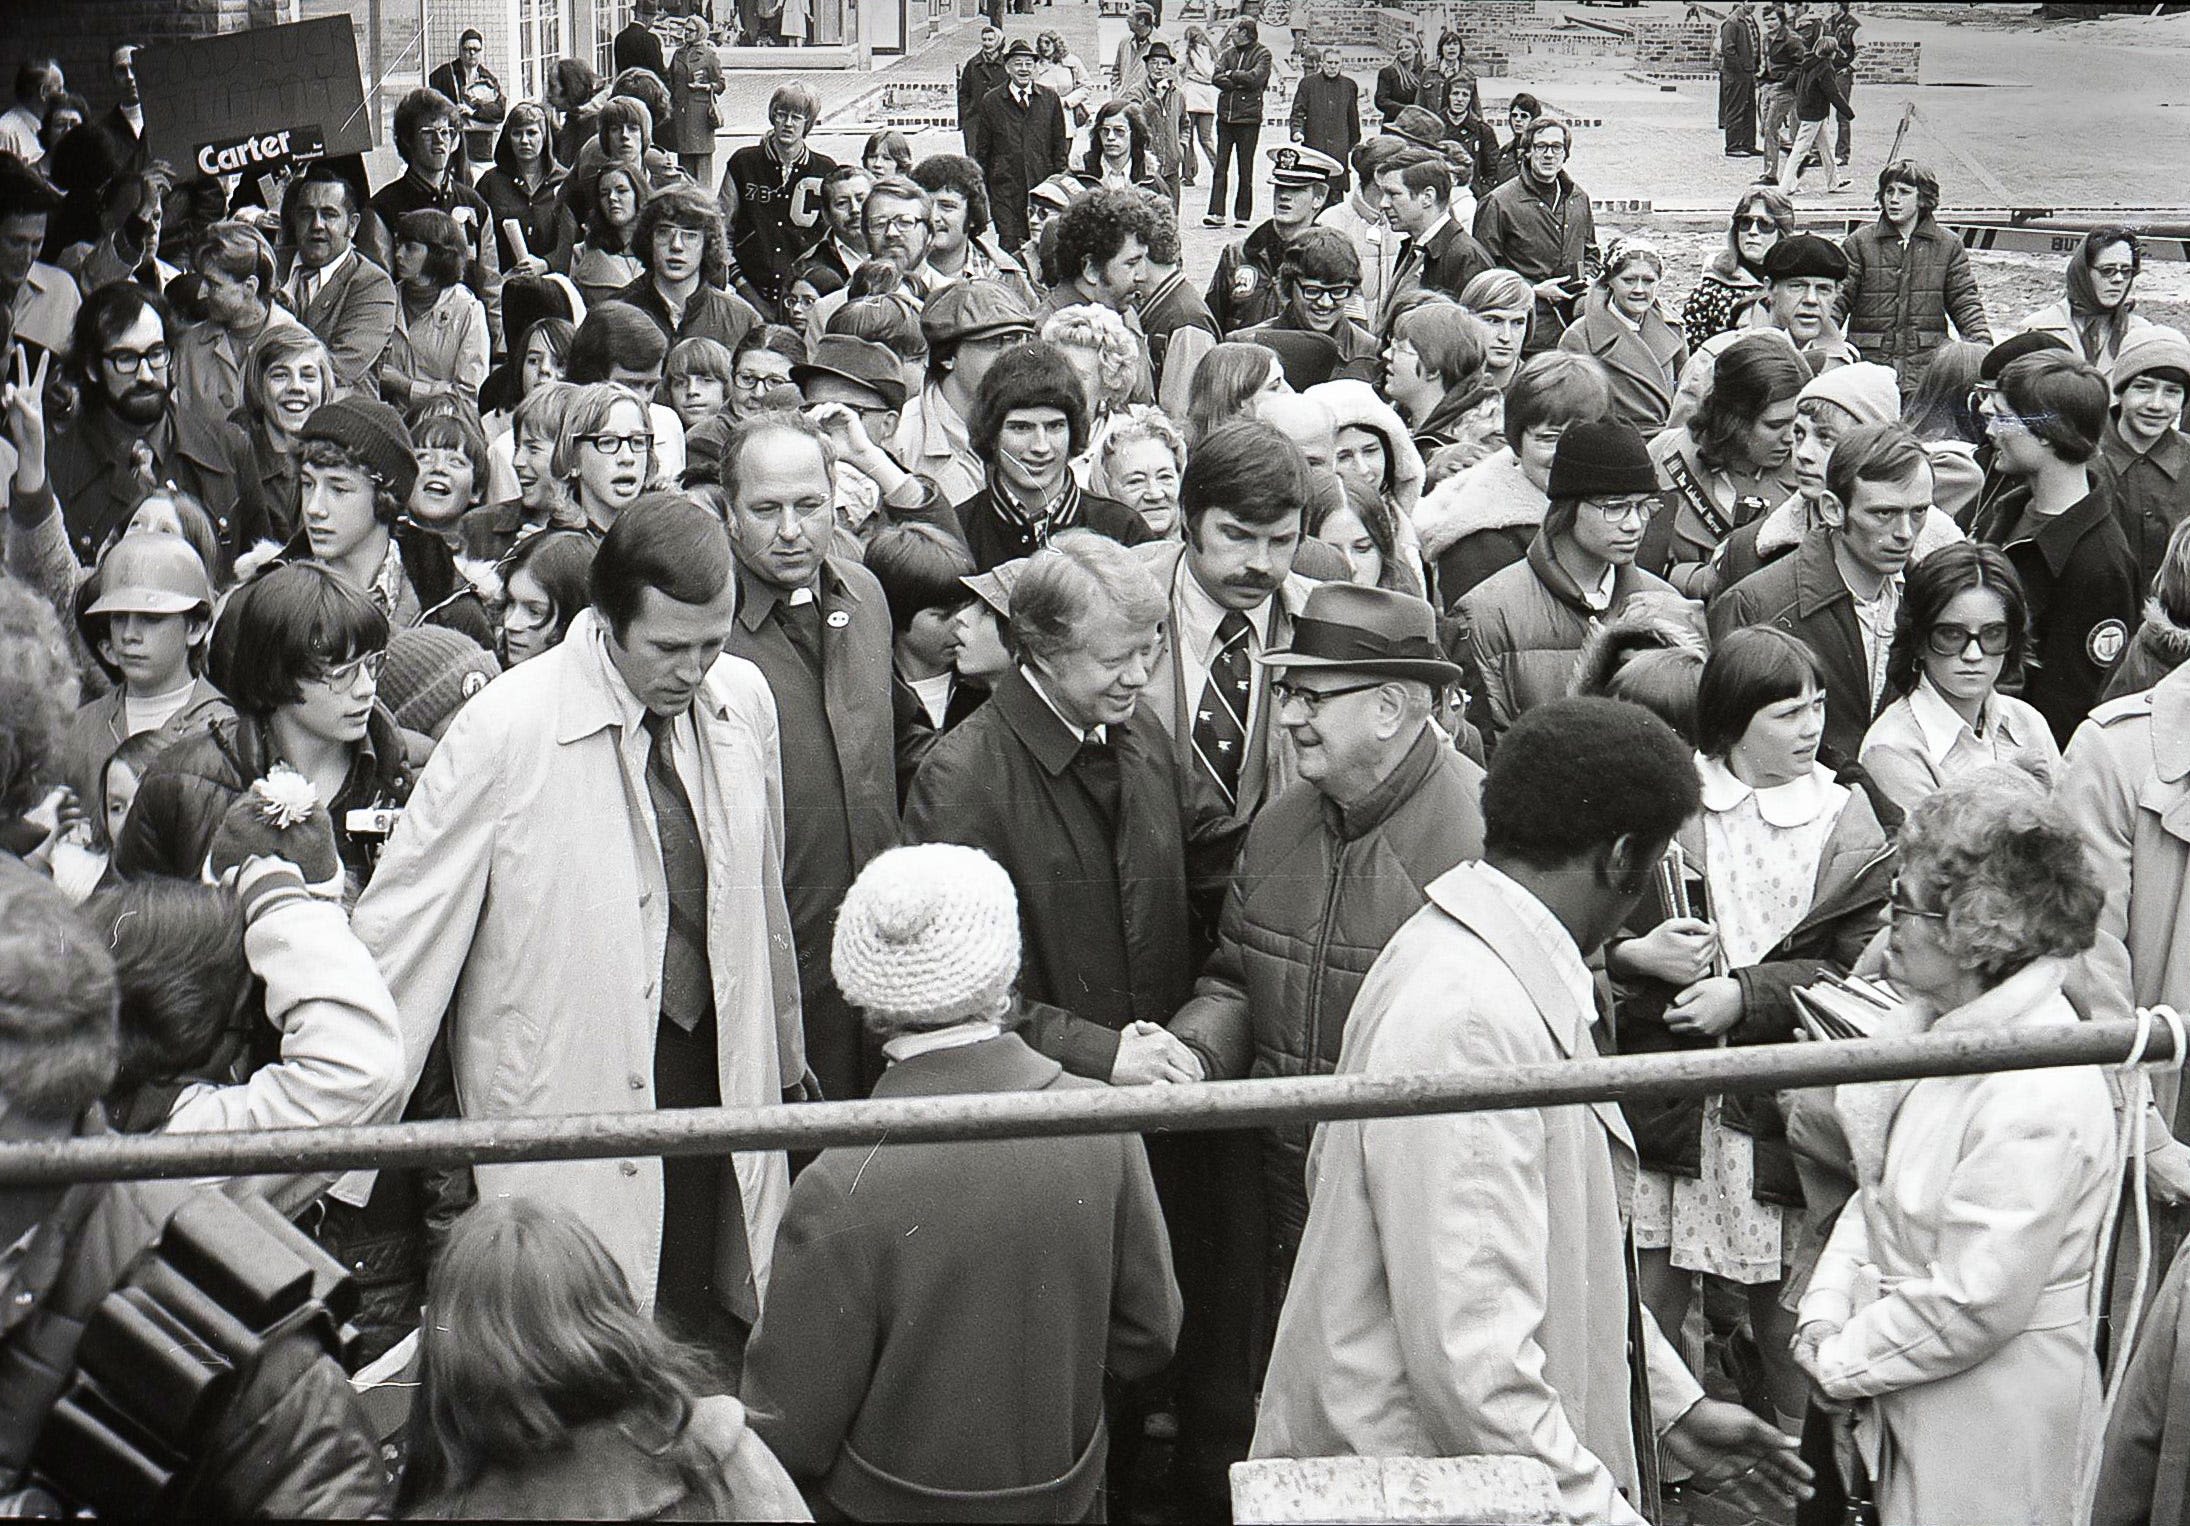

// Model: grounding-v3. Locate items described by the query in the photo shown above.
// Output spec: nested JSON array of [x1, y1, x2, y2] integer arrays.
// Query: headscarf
[[2063, 230, 2141, 365]]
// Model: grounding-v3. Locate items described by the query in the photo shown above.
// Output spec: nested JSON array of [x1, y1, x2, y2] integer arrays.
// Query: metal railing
[[0, 1019, 2176, 1188]]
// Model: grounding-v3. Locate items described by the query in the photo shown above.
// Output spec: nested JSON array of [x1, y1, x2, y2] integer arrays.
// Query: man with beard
[[719, 82, 836, 312], [802, 178, 936, 342], [369, 88, 501, 349], [0, 154, 75, 367], [958, 26, 1009, 158], [613, 184, 763, 353], [969, 39, 1068, 252], [1038, 186, 1159, 398], [46, 282, 253, 565], [806, 165, 870, 285], [281, 165, 398, 396]]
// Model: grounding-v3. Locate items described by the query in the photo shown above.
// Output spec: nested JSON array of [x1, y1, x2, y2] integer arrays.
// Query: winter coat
[[0, 1120, 393, 1518], [274, 521, 497, 650], [1682, 261, 1767, 345], [1373, 63, 1420, 123], [2058, 660, 2190, 1138], [1701, 487, 1963, 606], [1249, 861, 1706, 1526], [1557, 289, 1689, 435], [1611, 769, 1891, 1204], [1709, 527, 1888, 765], [666, 40, 725, 156], [2100, 423, 2190, 592], [57, 676, 231, 826], [347, 610, 804, 1314], [48, 401, 255, 569], [1837, 217, 1991, 392], [2093, 1235, 2190, 1526], [1798, 959, 2117, 1526], [1212, 41, 1273, 125], [957, 51, 1010, 137], [1169, 728, 1485, 1309], [1414, 445, 1545, 607], [1646, 417, 1801, 598], [1970, 481, 2141, 747], [2104, 596, 2190, 703], [742, 1032, 1180, 1523], [1206, 219, 1290, 335], [383, 282, 491, 404], [1288, 72, 1359, 165], [476, 164, 567, 272], [1471, 171, 1597, 350], [2017, 297, 2161, 379], [413, 1395, 808, 1520], [115, 706, 414, 888], [1378, 212, 1494, 331], [903, 668, 1211, 1081], [949, 482, 1157, 572], [970, 83, 1070, 243], [1458, 529, 1674, 745]]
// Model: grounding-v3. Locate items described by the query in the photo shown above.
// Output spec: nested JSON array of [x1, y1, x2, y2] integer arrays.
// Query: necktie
[[1190, 610, 1253, 806], [1075, 733, 1122, 824], [297, 267, 320, 310], [642, 710, 709, 1034], [1016, 88, 1030, 109], [775, 596, 825, 677]]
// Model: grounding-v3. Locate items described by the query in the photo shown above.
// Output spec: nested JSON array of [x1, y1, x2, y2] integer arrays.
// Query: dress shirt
[[1849, 574, 1901, 713], [1172, 553, 1272, 740], [1021, 665, 1106, 746]]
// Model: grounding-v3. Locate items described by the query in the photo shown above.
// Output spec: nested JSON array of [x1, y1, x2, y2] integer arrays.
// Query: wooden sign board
[[137, 16, 373, 178]]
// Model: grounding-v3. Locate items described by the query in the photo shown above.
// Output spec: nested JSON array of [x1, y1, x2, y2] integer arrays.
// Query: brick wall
[[1631, 19, 1714, 69], [10, 0, 272, 122]]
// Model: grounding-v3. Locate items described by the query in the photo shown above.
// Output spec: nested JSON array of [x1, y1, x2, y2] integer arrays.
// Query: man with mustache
[[46, 282, 253, 566]]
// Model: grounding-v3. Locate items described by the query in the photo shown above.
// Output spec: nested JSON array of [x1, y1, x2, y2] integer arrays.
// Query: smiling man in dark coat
[[968, 38, 1069, 251]]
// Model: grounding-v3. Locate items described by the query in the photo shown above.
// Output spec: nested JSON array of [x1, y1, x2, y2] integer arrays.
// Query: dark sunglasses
[[1924, 622, 2012, 658]]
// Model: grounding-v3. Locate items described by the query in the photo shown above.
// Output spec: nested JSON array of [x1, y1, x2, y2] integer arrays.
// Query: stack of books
[[1790, 973, 1912, 1042]]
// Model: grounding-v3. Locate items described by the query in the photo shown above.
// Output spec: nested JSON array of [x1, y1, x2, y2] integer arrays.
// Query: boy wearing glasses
[[1229, 226, 1379, 384], [1459, 418, 1672, 746], [368, 88, 501, 351], [1714, 421, 1937, 765]]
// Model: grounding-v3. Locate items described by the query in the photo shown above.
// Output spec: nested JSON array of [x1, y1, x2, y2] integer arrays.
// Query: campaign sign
[[138, 17, 373, 172]]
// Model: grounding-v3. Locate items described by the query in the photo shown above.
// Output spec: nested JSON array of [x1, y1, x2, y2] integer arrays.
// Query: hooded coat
[[1414, 445, 1546, 608]]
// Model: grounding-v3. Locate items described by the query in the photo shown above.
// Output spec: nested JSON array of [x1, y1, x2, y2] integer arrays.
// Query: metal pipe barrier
[[0, 1019, 2176, 1189]]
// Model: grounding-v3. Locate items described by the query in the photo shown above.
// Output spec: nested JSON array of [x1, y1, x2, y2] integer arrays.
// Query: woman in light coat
[[666, 18, 726, 181], [1795, 781, 2119, 1525], [1559, 240, 1688, 436], [2017, 226, 2159, 379]]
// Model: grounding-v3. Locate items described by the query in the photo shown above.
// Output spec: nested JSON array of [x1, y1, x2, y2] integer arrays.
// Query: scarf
[[2065, 249, 2135, 363]]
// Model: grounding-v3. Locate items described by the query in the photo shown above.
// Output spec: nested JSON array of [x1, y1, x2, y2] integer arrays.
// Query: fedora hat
[[1254, 582, 1464, 685]]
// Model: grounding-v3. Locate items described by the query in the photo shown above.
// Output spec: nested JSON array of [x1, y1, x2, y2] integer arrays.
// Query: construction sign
[[137, 16, 372, 177]]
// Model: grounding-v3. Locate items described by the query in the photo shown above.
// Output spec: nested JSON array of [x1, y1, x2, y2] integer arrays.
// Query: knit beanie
[[301, 397, 419, 504], [832, 843, 1021, 1030], [205, 765, 343, 897], [379, 625, 499, 739], [1797, 360, 1901, 427], [1546, 419, 1659, 502], [2111, 325, 2190, 393]]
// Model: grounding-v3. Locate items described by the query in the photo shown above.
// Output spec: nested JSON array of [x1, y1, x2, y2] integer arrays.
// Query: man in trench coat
[[969, 39, 1069, 251]]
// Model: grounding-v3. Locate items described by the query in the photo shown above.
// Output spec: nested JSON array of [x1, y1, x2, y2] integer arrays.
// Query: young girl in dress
[[1610, 626, 1891, 1436]]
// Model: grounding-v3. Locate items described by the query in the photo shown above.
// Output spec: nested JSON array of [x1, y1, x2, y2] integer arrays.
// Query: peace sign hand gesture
[[2, 345, 50, 499]]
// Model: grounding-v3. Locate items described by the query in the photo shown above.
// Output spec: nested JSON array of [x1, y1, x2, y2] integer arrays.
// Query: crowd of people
[[3, 1, 2190, 1521]]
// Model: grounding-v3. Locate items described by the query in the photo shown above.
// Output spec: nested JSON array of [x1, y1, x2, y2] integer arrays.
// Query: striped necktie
[[1190, 610, 1253, 806]]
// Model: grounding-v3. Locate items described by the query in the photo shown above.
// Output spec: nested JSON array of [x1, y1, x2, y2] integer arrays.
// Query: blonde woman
[[1041, 302, 1139, 483]]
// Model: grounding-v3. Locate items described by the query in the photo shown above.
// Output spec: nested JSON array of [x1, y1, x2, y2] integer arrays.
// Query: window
[[594, 0, 631, 76], [518, 0, 567, 101]]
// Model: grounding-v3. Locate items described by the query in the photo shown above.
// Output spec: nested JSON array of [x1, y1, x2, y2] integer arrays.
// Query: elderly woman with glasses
[[1858, 542, 2058, 815], [1794, 776, 2115, 1526]]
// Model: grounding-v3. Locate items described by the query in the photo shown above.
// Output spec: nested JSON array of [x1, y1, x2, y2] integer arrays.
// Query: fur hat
[[832, 844, 1020, 1029]]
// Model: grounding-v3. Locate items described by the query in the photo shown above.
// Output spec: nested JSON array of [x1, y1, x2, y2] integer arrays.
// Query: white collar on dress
[[1696, 753, 1846, 828]]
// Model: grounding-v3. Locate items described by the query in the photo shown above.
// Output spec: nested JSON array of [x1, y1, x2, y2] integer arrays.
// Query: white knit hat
[[832, 844, 1021, 1028], [1797, 360, 1901, 427]]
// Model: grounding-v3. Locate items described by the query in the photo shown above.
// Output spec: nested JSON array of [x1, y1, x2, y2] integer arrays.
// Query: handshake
[[1111, 1020, 1204, 1086]]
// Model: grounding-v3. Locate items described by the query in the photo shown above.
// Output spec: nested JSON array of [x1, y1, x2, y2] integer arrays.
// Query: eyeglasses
[[1965, 382, 2004, 420], [871, 214, 930, 236], [417, 125, 459, 144], [733, 369, 787, 392], [1734, 215, 1778, 234], [1887, 876, 1945, 923], [1270, 678, 1389, 714], [580, 432, 654, 457], [316, 650, 387, 690], [1924, 621, 2012, 658], [1294, 280, 1358, 306], [1583, 496, 1660, 525], [2091, 263, 2137, 280], [1528, 140, 1569, 156], [103, 343, 171, 375], [654, 225, 705, 248]]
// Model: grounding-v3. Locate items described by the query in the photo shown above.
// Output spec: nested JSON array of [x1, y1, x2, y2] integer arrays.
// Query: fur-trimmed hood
[[1304, 379, 1425, 512], [2137, 593, 2190, 667], [1413, 447, 1547, 562]]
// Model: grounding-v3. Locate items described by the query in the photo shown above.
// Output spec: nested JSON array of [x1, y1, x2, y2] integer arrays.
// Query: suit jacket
[[1250, 860, 1703, 1526], [285, 250, 398, 395], [903, 668, 1203, 1080], [1709, 527, 1879, 764], [741, 1032, 1180, 1523], [1133, 540, 1314, 827]]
